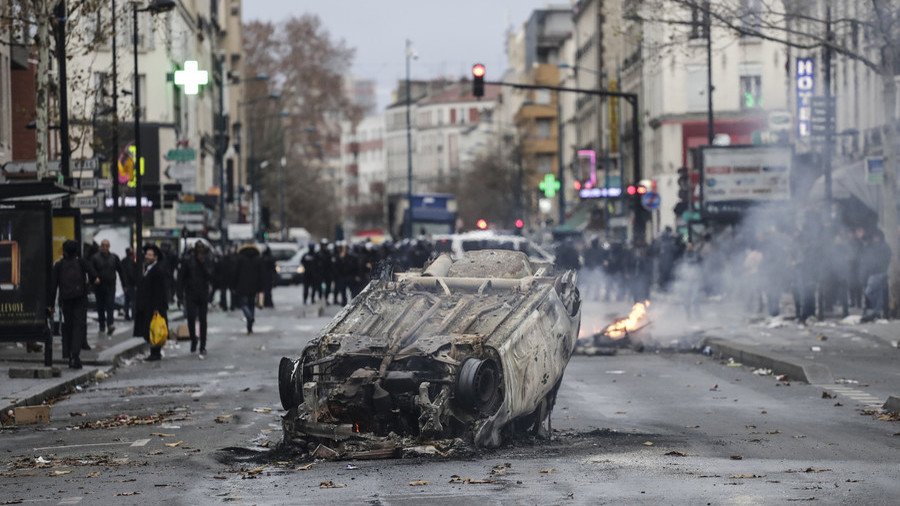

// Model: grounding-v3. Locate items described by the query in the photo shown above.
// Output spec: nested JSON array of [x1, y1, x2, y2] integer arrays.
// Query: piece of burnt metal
[[278, 250, 581, 455]]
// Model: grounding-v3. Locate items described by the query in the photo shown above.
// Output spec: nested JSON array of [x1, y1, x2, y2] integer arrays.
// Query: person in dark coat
[[301, 244, 319, 305], [134, 244, 168, 361], [90, 239, 124, 336], [178, 243, 214, 355], [121, 247, 138, 321], [51, 240, 98, 369], [261, 247, 276, 308], [860, 228, 892, 322], [233, 244, 262, 333]]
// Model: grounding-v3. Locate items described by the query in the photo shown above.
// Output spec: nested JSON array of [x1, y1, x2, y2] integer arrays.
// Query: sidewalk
[[699, 313, 900, 411], [0, 309, 182, 421]]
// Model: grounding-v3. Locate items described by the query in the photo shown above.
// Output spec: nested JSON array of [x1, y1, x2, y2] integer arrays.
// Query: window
[[537, 155, 554, 173], [689, 6, 709, 40], [535, 119, 553, 139], [740, 0, 762, 34], [450, 108, 457, 124], [468, 108, 479, 123], [686, 66, 708, 112], [739, 75, 762, 109]]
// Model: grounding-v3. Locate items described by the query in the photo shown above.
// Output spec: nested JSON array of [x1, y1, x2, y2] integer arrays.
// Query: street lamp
[[404, 39, 417, 239], [132, 0, 176, 264]]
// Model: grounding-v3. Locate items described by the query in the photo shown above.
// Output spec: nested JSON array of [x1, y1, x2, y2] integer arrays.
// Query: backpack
[[58, 259, 86, 300]]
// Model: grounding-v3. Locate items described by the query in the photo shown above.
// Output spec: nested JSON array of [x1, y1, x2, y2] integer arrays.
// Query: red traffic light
[[626, 185, 637, 196], [637, 185, 648, 195], [514, 219, 525, 229], [471, 63, 486, 78], [573, 180, 582, 190], [476, 218, 488, 230]]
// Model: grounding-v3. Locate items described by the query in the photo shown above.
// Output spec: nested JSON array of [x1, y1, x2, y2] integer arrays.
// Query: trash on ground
[[752, 368, 772, 376], [319, 480, 346, 489], [665, 451, 688, 457], [409, 480, 429, 486]]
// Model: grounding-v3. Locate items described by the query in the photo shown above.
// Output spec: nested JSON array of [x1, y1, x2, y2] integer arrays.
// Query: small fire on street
[[602, 301, 651, 340]]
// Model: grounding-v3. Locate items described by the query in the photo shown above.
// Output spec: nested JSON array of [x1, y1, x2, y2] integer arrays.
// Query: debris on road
[[752, 368, 773, 376], [726, 358, 742, 367], [730, 473, 764, 479], [821, 392, 835, 399], [295, 463, 314, 471], [665, 451, 688, 457], [345, 464, 358, 470], [78, 410, 177, 429], [252, 407, 273, 414], [409, 480, 429, 486], [319, 480, 346, 489], [163, 441, 183, 448], [490, 463, 511, 475], [215, 415, 233, 424], [449, 475, 495, 484], [642, 441, 654, 446], [11, 406, 51, 425], [539, 467, 556, 474], [730, 455, 743, 460]]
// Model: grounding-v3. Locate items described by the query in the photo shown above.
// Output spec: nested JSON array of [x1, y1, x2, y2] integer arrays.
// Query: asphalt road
[[1, 286, 897, 505]]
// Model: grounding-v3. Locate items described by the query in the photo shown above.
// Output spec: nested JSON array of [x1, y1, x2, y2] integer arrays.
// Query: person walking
[[134, 244, 168, 361], [121, 247, 138, 321], [234, 243, 262, 334], [178, 243, 213, 356], [261, 247, 276, 308], [51, 241, 98, 369], [90, 239, 124, 336]]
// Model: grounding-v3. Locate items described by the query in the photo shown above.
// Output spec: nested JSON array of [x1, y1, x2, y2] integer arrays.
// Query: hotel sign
[[796, 57, 815, 138]]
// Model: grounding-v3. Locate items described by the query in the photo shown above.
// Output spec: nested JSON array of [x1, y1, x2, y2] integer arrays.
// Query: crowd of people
[[568, 218, 893, 323], [49, 219, 892, 370]]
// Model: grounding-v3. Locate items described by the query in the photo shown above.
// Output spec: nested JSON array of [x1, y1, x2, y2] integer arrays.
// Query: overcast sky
[[243, 0, 562, 110]]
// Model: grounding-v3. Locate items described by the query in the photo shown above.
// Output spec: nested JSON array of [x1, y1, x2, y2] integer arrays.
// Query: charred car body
[[279, 250, 581, 452]]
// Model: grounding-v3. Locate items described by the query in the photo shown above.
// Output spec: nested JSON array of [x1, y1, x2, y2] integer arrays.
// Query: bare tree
[[242, 15, 361, 238], [633, 0, 900, 316]]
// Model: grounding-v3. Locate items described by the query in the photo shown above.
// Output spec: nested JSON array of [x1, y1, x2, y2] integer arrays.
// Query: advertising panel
[[702, 145, 793, 216], [0, 202, 52, 341], [52, 208, 82, 262]]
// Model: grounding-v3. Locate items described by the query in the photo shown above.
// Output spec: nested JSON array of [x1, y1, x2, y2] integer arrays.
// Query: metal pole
[[54, 0, 70, 180], [824, 4, 833, 217], [405, 40, 413, 239], [631, 96, 644, 243], [132, 4, 143, 265], [706, 0, 714, 146], [279, 157, 286, 240], [216, 54, 227, 249], [556, 90, 566, 226], [110, 0, 120, 210]]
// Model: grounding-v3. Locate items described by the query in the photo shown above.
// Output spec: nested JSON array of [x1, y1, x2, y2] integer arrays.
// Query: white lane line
[[57, 498, 82, 505], [34, 442, 128, 451], [815, 383, 886, 407], [130, 438, 151, 447], [192, 380, 219, 398]]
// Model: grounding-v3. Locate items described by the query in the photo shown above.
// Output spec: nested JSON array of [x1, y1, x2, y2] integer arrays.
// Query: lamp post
[[110, 0, 120, 210], [404, 39, 416, 239], [132, 0, 176, 263]]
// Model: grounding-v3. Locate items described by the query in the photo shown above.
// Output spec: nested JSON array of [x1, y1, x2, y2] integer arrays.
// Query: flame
[[603, 301, 650, 340], [354, 423, 361, 433]]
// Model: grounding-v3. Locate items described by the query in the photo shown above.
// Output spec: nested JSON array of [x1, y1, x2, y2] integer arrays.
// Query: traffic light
[[674, 167, 690, 216], [472, 63, 485, 98], [514, 218, 525, 230], [476, 218, 488, 230]]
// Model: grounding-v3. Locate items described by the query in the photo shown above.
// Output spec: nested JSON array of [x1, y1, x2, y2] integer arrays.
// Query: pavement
[[0, 286, 897, 504], [1, 309, 183, 419]]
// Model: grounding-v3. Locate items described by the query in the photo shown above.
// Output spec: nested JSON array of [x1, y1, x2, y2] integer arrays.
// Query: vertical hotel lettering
[[796, 57, 815, 138], [0, 220, 21, 290]]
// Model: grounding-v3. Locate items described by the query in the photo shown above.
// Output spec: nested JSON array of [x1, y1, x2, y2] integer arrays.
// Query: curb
[[0, 312, 183, 422], [1, 366, 111, 417], [883, 396, 900, 415], [702, 337, 834, 384]]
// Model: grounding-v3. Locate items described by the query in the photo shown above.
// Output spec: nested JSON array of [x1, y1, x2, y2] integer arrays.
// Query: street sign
[[641, 191, 661, 211], [76, 178, 112, 191], [165, 148, 197, 162], [810, 96, 835, 137], [866, 157, 884, 185], [72, 196, 101, 209]]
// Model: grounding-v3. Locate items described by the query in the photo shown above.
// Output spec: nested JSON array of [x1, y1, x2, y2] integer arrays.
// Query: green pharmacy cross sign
[[174, 61, 209, 95], [539, 173, 561, 198]]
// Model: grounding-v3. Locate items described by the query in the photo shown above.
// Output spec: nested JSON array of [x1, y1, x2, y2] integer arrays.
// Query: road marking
[[814, 384, 885, 408], [57, 498, 82, 505], [130, 438, 151, 447], [34, 442, 129, 451]]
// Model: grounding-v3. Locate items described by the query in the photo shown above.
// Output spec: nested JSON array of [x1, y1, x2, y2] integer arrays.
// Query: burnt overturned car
[[278, 250, 581, 454]]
